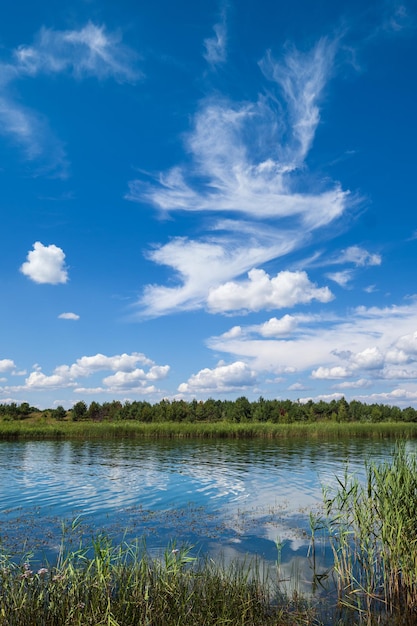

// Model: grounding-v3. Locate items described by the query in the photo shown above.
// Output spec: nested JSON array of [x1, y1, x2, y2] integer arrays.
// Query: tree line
[[1, 397, 417, 423]]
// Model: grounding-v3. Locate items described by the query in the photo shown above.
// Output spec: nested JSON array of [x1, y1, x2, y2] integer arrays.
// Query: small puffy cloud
[[334, 245, 381, 267], [288, 382, 308, 391], [26, 370, 75, 390], [17, 352, 169, 396], [311, 366, 351, 379], [178, 361, 256, 394], [103, 365, 169, 389], [67, 352, 153, 377], [326, 270, 353, 287], [58, 312, 80, 320], [20, 242, 68, 284], [350, 347, 385, 370], [258, 315, 298, 337], [0, 359, 16, 373], [207, 269, 333, 313]]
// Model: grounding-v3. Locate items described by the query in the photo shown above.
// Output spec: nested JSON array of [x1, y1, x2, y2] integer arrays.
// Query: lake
[[0, 437, 411, 602]]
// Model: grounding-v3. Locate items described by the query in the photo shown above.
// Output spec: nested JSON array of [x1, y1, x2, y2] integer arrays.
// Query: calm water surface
[[0, 438, 413, 597]]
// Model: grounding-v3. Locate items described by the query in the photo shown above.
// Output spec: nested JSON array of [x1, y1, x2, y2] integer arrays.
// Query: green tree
[[52, 405, 67, 420], [72, 400, 88, 421]]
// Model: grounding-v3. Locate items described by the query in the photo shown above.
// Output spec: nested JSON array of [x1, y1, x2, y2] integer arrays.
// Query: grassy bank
[[1, 418, 417, 440], [0, 538, 315, 626]]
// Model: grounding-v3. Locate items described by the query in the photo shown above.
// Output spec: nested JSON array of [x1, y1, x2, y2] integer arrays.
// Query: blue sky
[[1, 0, 417, 410]]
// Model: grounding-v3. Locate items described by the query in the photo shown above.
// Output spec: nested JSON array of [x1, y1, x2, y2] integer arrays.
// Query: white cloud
[[26, 370, 75, 390], [207, 269, 333, 313], [20, 242, 68, 284], [103, 365, 169, 389], [0, 359, 16, 373], [178, 361, 256, 394], [129, 94, 347, 224], [14, 22, 140, 82], [11, 352, 170, 396], [203, 13, 227, 66], [288, 382, 308, 391], [350, 346, 385, 370], [67, 352, 153, 377], [311, 366, 351, 379], [127, 39, 352, 317], [326, 270, 353, 287], [139, 228, 302, 316], [0, 96, 68, 174], [259, 38, 335, 164], [207, 300, 417, 388], [58, 312, 80, 320], [395, 330, 417, 355], [334, 378, 371, 389], [0, 23, 139, 172], [357, 388, 417, 404], [258, 315, 299, 337], [334, 245, 381, 267]]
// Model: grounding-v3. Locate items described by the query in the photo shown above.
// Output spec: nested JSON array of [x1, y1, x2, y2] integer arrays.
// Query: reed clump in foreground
[[0, 536, 315, 626], [323, 444, 417, 622]]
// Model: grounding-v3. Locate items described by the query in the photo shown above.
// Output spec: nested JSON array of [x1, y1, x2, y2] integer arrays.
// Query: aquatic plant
[[0, 535, 317, 626], [324, 444, 417, 621]]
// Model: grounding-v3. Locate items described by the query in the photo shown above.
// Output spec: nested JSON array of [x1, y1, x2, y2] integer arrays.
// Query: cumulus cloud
[[207, 269, 333, 313], [58, 312, 80, 320], [103, 365, 170, 389], [16, 352, 170, 395], [311, 366, 351, 379], [178, 361, 256, 394], [0, 359, 16, 373], [207, 300, 417, 392], [20, 242, 68, 284], [258, 315, 299, 337], [350, 346, 385, 370]]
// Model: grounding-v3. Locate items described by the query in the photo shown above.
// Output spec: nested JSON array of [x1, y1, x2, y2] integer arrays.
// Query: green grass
[[1, 419, 417, 440], [0, 536, 316, 626]]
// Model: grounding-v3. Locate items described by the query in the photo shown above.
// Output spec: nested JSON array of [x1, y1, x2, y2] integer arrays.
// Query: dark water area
[[0, 438, 414, 623]]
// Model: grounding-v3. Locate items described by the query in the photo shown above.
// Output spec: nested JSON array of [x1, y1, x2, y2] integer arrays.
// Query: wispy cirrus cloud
[[14, 22, 140, 82], [203, 9, 228, 67], [0, 22, 140, 174], [128, 38, 351, 317]]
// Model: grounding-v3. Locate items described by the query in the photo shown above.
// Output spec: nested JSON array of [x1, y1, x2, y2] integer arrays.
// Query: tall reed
[[324, 444, 417, 620], [0, 535, 316, 626]]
